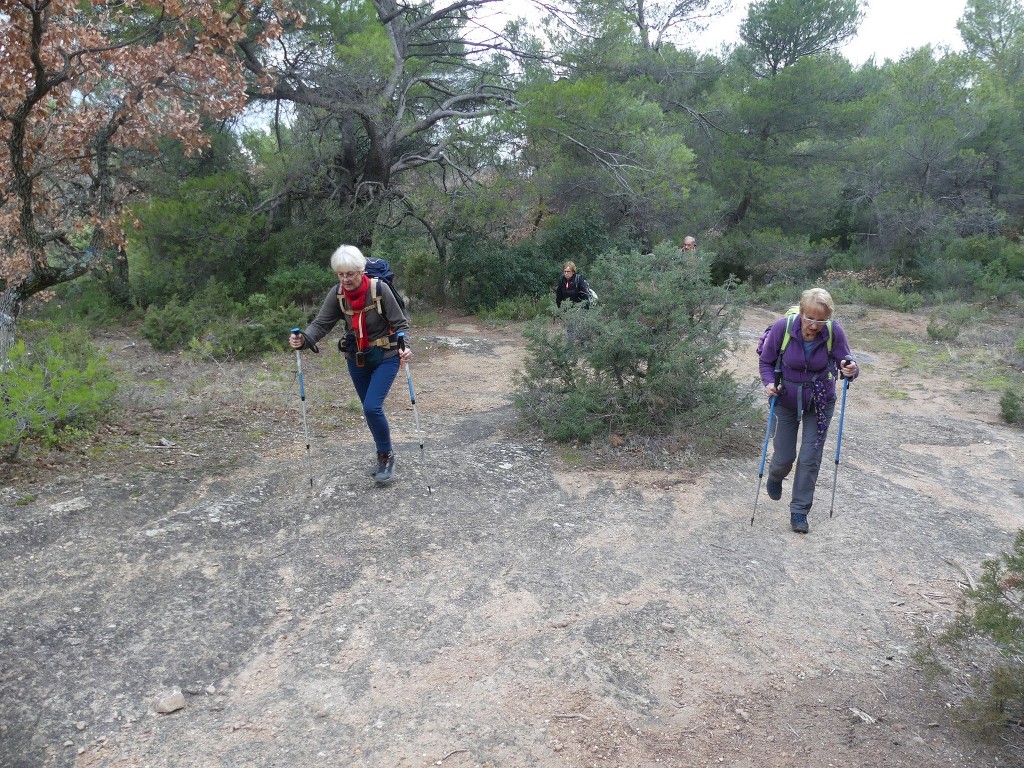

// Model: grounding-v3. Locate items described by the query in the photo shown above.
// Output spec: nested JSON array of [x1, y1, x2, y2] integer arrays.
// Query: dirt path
[[1, 309, 1022, 768]]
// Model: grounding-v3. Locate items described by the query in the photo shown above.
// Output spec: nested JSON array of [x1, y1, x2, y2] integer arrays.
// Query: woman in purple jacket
[[759, 288, 859, 533]]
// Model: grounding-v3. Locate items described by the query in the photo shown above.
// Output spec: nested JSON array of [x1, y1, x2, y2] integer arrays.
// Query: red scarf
[[341, 275, 371, 351]]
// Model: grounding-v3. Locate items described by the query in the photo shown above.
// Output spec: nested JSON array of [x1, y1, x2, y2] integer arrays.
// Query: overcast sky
[[495, 1, 970, 65], [699, 0, 968, 64]]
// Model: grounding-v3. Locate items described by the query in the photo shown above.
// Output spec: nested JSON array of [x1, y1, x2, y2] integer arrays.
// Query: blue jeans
[[768, 398, 836, 515], [347, 353, 400, 454]]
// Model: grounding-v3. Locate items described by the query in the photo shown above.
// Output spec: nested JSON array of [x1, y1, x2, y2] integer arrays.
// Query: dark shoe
[[790, 512, 809, 534], [374, 452, 396, 485], [766, 479, 782, 501]]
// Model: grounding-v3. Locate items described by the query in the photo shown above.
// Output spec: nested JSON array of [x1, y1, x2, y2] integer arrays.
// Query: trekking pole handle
[[840, 355, 855, 383], [397, 331, 406, 351]]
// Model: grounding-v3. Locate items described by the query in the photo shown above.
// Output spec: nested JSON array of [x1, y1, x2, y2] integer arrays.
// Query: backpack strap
[[339, 278, 385, 318]]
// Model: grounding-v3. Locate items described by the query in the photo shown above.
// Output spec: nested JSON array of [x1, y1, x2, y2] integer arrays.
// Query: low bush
[[477, 296, 550, 323], [191, 294, 297, 361], [858, 285, 924, 313], [926, 305, 985, 342], [141, 296, 203, 352], [935, 530, 1024, 735], [0, 325, 117, 461], [265, 263, 332, 308], [1001, 389, 1023, 425], [515, 242, 753, 450], [141, 286, 303, 360]]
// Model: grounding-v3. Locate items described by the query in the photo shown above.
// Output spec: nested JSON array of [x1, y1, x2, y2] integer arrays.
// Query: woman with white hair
[[289, 245, 411, 484], [758, 288, 859, 533]]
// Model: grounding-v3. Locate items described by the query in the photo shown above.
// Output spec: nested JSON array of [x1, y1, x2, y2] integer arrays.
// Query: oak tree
[[0, 0, 282, 355]]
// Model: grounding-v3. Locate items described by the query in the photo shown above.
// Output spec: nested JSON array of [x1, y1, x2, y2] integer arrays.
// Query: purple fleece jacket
[[758, 315, 856, 411]]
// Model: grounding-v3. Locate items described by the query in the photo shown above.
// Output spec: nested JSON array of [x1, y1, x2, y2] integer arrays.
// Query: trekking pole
[[397, 332, 424, 457], [291, 327, 314, 489], [828, 356, 854, 518], [751, 394, 777, 526]]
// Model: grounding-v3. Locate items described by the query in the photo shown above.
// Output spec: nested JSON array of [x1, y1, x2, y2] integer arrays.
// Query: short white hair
[[329, 245, 366, 273]]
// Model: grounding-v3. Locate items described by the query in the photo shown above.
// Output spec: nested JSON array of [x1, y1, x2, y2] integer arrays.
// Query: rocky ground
[[1, 307, 1022, 768]]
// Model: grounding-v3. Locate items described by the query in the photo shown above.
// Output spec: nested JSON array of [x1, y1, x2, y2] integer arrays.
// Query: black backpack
[[364, 257, 405, 311]]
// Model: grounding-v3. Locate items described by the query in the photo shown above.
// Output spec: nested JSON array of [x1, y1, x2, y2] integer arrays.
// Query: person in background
[[555, 261, 592, 308], [555, 261, 593, 345], [682, 235, 696, 251], [758, 287, 859, 533], [289, 245, 412, 485]]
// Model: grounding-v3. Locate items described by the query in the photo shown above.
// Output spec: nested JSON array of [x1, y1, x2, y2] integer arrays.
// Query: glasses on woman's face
[[804, 316, 829, 327], [336, 270, 363, 280]]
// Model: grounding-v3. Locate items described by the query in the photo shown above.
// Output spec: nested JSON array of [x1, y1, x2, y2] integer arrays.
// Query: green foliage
[[265, 262, 333, 308], [192, 294, 297, 361], [938, 529, 1024, 733], [519, 76, 696, 246], [141, 282, 303, 360], [0, 325, 117, 460], [401, 245, 445, 307], [254, 207, 362, 274], [33, 276, 139, 329], [127, 171, 266, 307], [739, 0, 863, 76], [712, 229, 831, 287], [515, 242, 751, 448], [913, 236, 1024, 300], [1001, 388, 1024, 424], [477, 296, 550, 323], [927, 304, 985, 341], [448, 210, 614, 312], [859, 286, 924, 312], [142, 297, 198, 352]]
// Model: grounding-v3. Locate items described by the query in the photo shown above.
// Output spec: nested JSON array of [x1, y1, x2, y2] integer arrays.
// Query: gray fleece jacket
[[300, 279, 410, 359]]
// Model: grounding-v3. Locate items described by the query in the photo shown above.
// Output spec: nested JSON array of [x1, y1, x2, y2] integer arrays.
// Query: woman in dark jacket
[[555, 261, 592, 308], [758, 288, 859, 533], [289, 245, 411, 485]]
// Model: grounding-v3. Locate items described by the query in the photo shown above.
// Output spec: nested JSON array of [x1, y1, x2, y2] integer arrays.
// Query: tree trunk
[[0, 284, 26, 369]]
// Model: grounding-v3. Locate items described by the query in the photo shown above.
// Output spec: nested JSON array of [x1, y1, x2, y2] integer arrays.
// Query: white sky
[[496, 1, 970, 65], [699, 0, 968, 64]]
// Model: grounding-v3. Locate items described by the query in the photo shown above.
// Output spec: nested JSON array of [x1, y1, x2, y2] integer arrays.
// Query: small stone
[[155, 690, 186, 714], [75, 722, 87, 731]]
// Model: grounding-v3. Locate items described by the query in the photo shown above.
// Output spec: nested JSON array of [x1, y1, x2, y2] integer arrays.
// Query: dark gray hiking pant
[[768, 398, 836, 516]]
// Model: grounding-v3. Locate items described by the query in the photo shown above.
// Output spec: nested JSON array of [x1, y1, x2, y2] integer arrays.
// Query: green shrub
[[126, 171, 264, 306], [477, 296, 550, 323], [35, 276, 139, 329], [141, 296, 203, 352], [712, 229, 832, 287], [926, 305, 984, 342], [142, 288, 302, 360], [859, 285, 924, 313], [936, 530, 1024, 734], [1001, 389, 1023, 425], [0, 326, 117, 460], [193, 294, 297, 361], [448, 210, 615, 312], [265, 262, 332, 307], [515, 242, 752, 448], [402, 246, 445, 306]]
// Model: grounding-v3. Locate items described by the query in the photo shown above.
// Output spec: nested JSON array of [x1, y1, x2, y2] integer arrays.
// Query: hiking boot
[[766, 479, 782, 501], [790, 512, 809, 534], [374, 452, 396, 485]]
